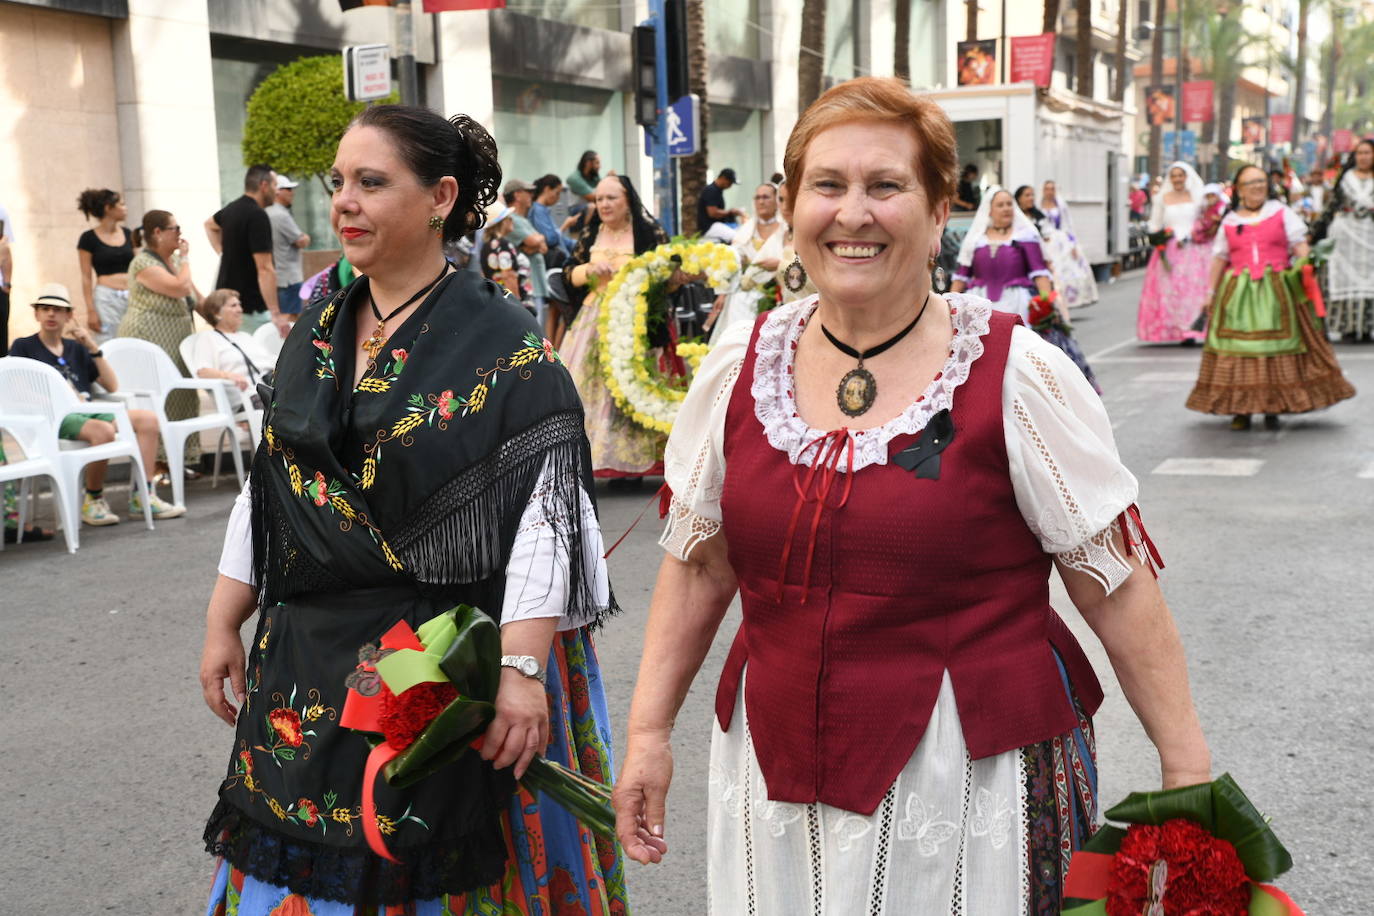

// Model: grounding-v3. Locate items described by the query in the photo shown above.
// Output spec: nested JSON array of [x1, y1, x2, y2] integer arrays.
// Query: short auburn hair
[[782, 77, 959, 219]]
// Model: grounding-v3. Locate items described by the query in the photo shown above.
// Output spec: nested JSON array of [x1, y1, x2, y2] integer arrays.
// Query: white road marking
[[1133, 372, 1198, 383], [1359, 462, 1374, 479], [1096, 355, 1199, 364], [1152, 458, 1265, 477], [1085, 338, 1141, 362]]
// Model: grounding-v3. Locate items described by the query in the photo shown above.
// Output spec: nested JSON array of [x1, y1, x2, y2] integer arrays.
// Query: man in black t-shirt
[[697, 168, 745, 238], [206, 165, 287, 337]]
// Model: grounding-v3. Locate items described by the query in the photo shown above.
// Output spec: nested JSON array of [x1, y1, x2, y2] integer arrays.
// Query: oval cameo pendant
[[783, 258, 808, 293], [836, 366, 877, 417]]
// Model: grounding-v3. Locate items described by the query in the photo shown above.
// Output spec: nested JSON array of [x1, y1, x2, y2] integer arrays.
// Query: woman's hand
[[613, 731, 674, 865], [86, 310, 103, 334], [177, 238, 191, 258], [588, 260, 616, 279], [480, 669, 549, 780], [199, 624, 246, 726]]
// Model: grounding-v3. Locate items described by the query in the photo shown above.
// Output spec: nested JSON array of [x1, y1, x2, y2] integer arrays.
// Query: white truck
[[920, 83, 1132, 277]]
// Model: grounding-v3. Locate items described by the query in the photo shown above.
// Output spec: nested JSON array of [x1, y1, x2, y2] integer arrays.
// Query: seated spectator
[[697, 168, 745, 238], [481, 204, 526, 302], [7, 283, 185, 524], [188, 289, 277, 403], [531, 174, 579, 260]]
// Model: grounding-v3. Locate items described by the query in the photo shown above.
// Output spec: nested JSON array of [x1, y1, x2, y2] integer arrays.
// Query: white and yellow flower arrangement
[[597, 239, 739, 433]]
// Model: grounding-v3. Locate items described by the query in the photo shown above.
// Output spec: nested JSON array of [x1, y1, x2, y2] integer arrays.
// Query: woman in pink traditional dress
[[611, 77, 1210, 914], [1137, 162, 1212, 343]]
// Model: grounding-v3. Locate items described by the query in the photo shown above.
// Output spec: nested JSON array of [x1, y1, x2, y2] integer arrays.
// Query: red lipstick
[[340, 227, 368, 240]]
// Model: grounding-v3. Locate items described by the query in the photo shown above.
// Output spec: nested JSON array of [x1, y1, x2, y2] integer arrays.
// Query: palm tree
[[1074, 0, 1093, 97], [1192, 5, 1271, 179], [1292, 0, 1313, 142], [1043, 0, 1060, 35], [1147, 0, 1166, 176], [1112, 0, 1129, 103], [967, 0, 979, 43], [895, 0, 911, 85], [678, 0, 709, 235], [799, 0, 826, 112]]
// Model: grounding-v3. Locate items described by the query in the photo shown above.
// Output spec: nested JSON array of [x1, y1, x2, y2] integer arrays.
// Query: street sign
[[643, 93, 700, 158], [344, 44, 391, 102], [1163, 129, 1197, 160]]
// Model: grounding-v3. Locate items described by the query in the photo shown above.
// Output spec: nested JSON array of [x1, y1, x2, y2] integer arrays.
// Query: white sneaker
[[129, 488, 187, 520], [81, 494, 121, 527]]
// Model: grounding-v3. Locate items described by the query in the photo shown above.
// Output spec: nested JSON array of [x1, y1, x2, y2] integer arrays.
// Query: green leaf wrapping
[[1102, 773, 1293, 882]]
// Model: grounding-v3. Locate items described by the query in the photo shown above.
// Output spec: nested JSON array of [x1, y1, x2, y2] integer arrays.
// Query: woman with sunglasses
[[117, 209, 203, 473], [1186, 164, 1355, 429]]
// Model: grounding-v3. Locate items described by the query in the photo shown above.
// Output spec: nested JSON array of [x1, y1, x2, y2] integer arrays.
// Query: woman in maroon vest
[[612, 77, 1213, 912]]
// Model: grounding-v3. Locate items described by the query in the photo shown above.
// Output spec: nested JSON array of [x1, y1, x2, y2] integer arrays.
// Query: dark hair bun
[[77, 188, 119, 219], [446, 114, 501, 237]]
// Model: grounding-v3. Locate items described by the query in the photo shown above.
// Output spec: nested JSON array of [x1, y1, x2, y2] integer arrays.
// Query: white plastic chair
[[100, 338, 246, 509], [178, 333, 263, 445], [0, 356, 154, 550], [253, 320, 286, 359], [0, 415, 78, 554]]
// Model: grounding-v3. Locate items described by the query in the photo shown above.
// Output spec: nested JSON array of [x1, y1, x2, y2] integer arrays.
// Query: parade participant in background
[[200, 105, 626, 914], [1039, 179, 1100, 308], [705, 182, 785, 338], [1186, 164, 1355, 430], [9, 283, 184, 522], [1013, 183, 1047, 232], [775, 180, 818, 305], [75, 188, 133, 344], [1315, 138, 1374, 341], [613, 77, 1210, 913], [562, 175, 669, 480], [119, 209, 202, 478], [1138, 162, 1210, 344], [951, 186, 1100, 390]]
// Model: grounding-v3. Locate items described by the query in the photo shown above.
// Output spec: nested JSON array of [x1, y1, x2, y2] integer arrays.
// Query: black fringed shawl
[[250, 268, 609, 627]]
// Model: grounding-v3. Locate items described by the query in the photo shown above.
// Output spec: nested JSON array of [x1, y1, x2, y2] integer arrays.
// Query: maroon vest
[[716, 307, 1103, 815]]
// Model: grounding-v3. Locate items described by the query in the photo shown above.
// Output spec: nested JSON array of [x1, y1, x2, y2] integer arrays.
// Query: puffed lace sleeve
[[659, 318, 753, 560], [1004, 326, 1160, 595], [1281, 204, 1308, 247]]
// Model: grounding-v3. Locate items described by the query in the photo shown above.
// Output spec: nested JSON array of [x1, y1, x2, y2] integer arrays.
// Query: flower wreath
[[597, 239, 740, 433]]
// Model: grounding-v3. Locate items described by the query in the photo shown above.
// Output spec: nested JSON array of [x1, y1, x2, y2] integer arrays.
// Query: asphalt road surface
[[2, 268, 1369, 913]]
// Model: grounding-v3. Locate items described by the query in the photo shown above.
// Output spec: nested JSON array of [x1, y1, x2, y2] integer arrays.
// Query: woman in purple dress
[[951, 187, 1100, 391]]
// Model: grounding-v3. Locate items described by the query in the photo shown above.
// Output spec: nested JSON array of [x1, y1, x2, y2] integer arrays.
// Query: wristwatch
[[89, 349, 104, 359], [500, 654, 546, 684]]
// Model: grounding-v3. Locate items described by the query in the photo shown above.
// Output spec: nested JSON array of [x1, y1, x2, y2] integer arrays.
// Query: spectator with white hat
[[7, 282, 185, 524], [265, 175, 310, 317]]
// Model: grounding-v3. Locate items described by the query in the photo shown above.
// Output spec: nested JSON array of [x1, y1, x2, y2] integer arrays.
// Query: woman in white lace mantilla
[[611, 78, 1211, 915], [705, 183, 787, 340]]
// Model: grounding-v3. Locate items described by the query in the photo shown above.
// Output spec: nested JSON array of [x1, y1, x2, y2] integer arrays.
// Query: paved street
[[3, 268, 1370, 914]]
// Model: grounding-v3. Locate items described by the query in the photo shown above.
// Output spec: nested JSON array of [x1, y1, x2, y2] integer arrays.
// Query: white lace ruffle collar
[[750, 293, 992, 471]]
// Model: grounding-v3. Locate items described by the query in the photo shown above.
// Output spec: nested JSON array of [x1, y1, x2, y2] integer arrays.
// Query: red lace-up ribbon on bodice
[[777, 428, 855, 602]]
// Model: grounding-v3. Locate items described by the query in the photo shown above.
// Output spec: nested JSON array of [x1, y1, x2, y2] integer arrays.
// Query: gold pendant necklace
[[363, 263, 450, 363], [820, 293, 932, 418]]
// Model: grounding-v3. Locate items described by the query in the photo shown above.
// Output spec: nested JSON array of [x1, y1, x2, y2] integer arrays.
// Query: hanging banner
[[1333, 128, 1355, 153], [1242, 117, 1266, 146], [956, 39, 999, 86], [1181, 81, 1214, 123], [422, 0, 505, 9], [1009, 34, 1056, 87], [1269, 113, 1295, 145], [1146, 85, 1176, 126]]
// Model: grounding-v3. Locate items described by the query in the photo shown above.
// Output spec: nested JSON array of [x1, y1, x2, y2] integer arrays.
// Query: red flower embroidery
[[312, 472, 329, 507], [268, 708, 304, 747], [313, 339, 332, 353], [1105, 818, 1249, 916], [437, 389, 457, 421], [541, 338, 556, 362], [238, 750, 254, 775], [391, 348, 407, 362], [296, 798, 320, 827]]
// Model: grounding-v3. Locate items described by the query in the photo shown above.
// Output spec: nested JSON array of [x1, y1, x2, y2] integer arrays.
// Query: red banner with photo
[[956, 39, 999, 86], [1145, 85, 1176, 126], [1181, 81, 1214, 123], [1333, 128, 1355, 153], [423, 0, 505, 8], [1010, 34, 1056, 87], [1242, 117, 1266, 145], [1269, 113, 1295, 145]]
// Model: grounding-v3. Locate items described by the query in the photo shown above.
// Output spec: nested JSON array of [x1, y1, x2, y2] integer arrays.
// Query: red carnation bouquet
[[1027, 289, 1068, 334], [1063, 774, 1303, 915], [1147, 227, 1175, 272], [340, 604, 614, 862]]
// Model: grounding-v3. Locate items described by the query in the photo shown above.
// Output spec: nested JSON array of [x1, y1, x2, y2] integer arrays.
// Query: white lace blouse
[[217, 462, 609, 630], [660, 294, 1145, 594]]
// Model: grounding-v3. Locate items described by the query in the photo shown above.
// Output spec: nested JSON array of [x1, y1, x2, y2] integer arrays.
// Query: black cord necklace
[[821, 291, 932, 417], [362, 262, 450, 362]]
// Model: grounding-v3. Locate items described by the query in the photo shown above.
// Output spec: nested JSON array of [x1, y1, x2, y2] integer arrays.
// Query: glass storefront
[[492, 77, 626, 187], [706, 0, 760, 59], [826, 0, 859, 81], [507, 0, 620, 33], [211, 56, 342, 259]]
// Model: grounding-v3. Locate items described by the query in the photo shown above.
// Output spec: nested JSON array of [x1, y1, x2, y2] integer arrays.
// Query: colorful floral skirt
[[707, 658, 1097, 915], [205, 602, 628, 916], [1136, 239, 1211, 343], [1042, 229, 1099, 309], [560, 292, 664, 478], [1186, 266, 1356, 415]]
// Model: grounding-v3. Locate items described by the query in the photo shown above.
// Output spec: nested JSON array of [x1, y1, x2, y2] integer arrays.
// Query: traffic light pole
[[647, 0, 678, 236]]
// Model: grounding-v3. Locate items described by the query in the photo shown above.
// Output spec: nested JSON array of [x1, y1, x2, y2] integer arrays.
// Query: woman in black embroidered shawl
[[199, 106, 631, 913]]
